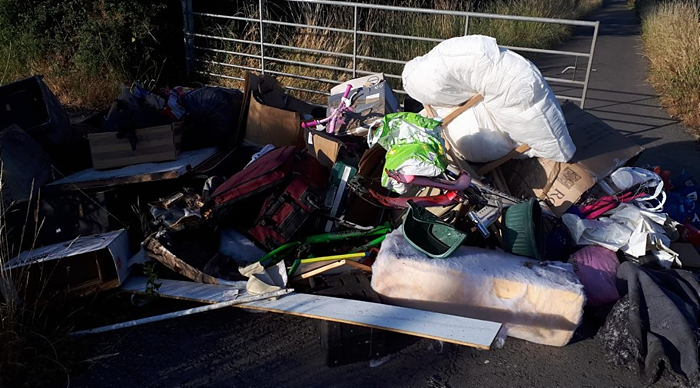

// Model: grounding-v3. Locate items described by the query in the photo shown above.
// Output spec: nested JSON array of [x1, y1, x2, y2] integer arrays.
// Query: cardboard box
[[3, 230, 131, 300], [246, 96, 302, 148], [241, 72, 318, 148], [503, 103, 644, 216], [88, 122, 182, 170], [305, 128, 343, 169], [327, 74, 400, 137]]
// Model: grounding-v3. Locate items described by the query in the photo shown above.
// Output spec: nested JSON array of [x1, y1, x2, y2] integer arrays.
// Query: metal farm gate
[[180, 0, 599, 107]]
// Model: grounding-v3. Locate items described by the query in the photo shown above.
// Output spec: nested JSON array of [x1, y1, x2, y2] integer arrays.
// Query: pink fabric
[[570, 246, 621, 306], [578, 191, 646, 219]]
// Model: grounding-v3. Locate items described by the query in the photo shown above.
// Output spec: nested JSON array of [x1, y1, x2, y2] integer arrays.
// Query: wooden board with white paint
[[243, 293, 501, 349], [120, 276, 502, 349], [121, 276, 247, 304]]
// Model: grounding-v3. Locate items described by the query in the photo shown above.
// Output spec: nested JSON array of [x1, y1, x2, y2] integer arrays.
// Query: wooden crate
[[88, 122, 183, 170]]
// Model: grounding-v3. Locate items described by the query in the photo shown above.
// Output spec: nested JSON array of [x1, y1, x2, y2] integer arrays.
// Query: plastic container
[[502, 198, 545, 260], [402, 201, 467, 259]]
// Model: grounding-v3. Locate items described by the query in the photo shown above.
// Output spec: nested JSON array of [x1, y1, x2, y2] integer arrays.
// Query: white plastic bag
[[563, 204, 680, 268]]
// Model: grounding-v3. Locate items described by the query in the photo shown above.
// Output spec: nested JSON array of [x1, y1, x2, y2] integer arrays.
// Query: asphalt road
[[64, 1, 699, 387]]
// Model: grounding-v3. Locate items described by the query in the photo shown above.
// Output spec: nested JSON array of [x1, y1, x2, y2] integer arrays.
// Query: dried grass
[[639, 0, 700, 130], [0, 177, 70, 387]]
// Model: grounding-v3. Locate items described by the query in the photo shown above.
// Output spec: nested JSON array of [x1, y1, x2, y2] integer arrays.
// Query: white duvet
[[403, 35, 576, 163]]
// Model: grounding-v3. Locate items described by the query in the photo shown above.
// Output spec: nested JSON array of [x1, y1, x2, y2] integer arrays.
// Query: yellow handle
[[300, 252, 368, 264]]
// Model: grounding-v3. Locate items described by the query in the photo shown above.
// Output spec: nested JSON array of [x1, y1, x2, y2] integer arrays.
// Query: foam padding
[[371, 230, 585, 347]]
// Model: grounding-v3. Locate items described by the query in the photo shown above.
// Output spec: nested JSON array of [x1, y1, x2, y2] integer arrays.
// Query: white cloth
[[563, 203, 680, 268], [239, 260, 288, 294]]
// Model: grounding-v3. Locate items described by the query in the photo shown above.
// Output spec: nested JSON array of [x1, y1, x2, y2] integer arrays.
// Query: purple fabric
[[570, 246, 620, 306]]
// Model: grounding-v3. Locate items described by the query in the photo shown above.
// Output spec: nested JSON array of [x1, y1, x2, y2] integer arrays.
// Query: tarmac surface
[[66, 1, 699, 387]]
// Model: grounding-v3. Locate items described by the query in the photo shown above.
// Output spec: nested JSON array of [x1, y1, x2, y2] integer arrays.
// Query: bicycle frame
[[301, 84, 353, 134]]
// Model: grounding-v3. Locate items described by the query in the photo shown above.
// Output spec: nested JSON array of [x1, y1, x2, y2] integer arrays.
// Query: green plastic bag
[[368, 112, 447, 194]]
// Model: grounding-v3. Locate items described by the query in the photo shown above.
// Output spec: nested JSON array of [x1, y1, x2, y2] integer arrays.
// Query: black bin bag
[[182, 87, 244, 150]]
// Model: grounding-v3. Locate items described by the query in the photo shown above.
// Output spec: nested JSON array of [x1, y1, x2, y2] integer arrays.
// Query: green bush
[[0, 0, 182, 107]]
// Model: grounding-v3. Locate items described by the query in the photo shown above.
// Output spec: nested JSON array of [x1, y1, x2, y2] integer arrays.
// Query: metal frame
[[181, 0, 599, 108]]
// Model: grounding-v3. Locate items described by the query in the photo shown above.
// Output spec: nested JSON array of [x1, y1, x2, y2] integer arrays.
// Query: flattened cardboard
[[504, 103, 644, 216]]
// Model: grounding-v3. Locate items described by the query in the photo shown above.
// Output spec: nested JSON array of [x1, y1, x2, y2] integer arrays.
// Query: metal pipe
[[555, 95, 583, 102], [259, 0, 265, 74], [543, 77, 586, 86], [284, 85, 330, 95], [355, 70, 402, 80], [265, 56, 353, 72], [70, 289, 293, 336], [193, 46, 262, 59], [464, 15, 470, 35], [189, 33, 258, 46], [194, 58, 262, 72], [264, 42, 354, 58], [180, 0, 195, 77], [581, 21, 600, 108], [262, 19, 353, 34], [264, 69, 344, 85], [352, 6, 358, 78], [285, 0, 599, 26], [357, 30, 443, 43], [355, 55, 407, 65], [500, 45, 590, 57], [191, 12, 259, 23], [196, 71, 245, 81]]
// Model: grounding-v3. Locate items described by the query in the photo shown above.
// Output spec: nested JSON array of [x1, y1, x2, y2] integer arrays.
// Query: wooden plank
[[293, 259, 372, 281], [242, 293, 502, 350], [441, 94, 483, 127], [297, 260, 347, 280], [120, 276, 502, 349], [144, 237, 220, 285], [344, 260, 372, 272], [49, 147, 218, 191]]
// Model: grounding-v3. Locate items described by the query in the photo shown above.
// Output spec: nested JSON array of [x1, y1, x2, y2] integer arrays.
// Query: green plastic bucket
[[402, 201, 467, 259], [502, 198, 545, 259]]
